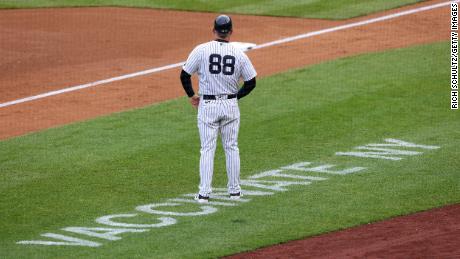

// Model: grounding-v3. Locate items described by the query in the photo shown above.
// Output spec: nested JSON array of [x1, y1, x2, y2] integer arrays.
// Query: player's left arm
[[180, 70, 195, 97], [180, 70, 200, 108], [180, 46, 202, 108]]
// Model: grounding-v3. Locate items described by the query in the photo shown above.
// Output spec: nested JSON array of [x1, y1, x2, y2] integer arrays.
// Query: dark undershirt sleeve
[[237, 77, 256, 99], [180, 69, 195, 97]]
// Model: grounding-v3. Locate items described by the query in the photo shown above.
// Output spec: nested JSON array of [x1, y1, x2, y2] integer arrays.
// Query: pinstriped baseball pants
[[197, 97, 241, 197]]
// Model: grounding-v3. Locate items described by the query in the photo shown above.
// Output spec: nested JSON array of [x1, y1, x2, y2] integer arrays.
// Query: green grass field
[[0, 0, 424, 19], [0, 41, 457, 258]]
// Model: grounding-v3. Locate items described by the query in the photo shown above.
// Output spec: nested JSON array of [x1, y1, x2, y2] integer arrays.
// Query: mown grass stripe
[[1, 42, 457, 258]]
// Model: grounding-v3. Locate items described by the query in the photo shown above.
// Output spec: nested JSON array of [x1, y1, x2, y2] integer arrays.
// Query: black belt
[[202, 94, 237, 100]]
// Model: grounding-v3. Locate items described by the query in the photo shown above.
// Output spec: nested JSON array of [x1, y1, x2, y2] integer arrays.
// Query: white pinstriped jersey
[[183, 40, 257, 95]]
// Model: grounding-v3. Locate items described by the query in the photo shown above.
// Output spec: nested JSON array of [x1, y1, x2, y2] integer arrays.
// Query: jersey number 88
[[209, 54, 235, 75]]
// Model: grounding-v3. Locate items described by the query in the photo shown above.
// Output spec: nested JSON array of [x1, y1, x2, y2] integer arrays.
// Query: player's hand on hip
[[190, 95, 200, 108]]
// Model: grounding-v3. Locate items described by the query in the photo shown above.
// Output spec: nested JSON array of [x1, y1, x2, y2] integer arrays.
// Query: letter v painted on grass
[[17, 233, 101, 247]]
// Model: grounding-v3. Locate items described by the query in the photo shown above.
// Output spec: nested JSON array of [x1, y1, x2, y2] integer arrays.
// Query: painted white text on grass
[[17, 138, 440, 247]]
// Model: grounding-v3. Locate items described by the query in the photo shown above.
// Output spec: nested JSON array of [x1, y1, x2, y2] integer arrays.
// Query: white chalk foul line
[[0, 62, 185, 108], [0, 1, 454, 109], [252, 1, 455, 50]]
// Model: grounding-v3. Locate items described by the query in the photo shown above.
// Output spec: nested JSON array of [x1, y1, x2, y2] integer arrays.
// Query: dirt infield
[[226, 204, 460, 258], [0, 0, 456, 257], [0, 0, 449, 140]]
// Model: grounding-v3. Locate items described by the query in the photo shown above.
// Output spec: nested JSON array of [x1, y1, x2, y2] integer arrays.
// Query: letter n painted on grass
[[281, 162, 366, 175], [336, 139, 440, 160]]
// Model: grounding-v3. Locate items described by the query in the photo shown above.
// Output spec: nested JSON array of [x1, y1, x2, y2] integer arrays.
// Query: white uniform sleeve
[[183, 45, 202, 75], [240, 52, 257, 82]]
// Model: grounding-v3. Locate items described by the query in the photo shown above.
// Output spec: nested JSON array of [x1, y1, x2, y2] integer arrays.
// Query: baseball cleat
[[229, 192, 241, 200], [194, 194, 209, 203]]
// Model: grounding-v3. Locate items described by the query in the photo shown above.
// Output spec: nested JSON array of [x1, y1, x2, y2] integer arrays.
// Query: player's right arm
[[237, 77, 256, 99], [237, 51, 257, 99]]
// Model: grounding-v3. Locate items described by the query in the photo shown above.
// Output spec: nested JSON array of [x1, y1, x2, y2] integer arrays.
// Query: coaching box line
[[0, 0, 456, 109], [17, 138, 440, 247]]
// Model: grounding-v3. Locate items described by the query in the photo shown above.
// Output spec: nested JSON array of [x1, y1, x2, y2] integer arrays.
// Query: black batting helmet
[[214, 15, 232, 34]]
